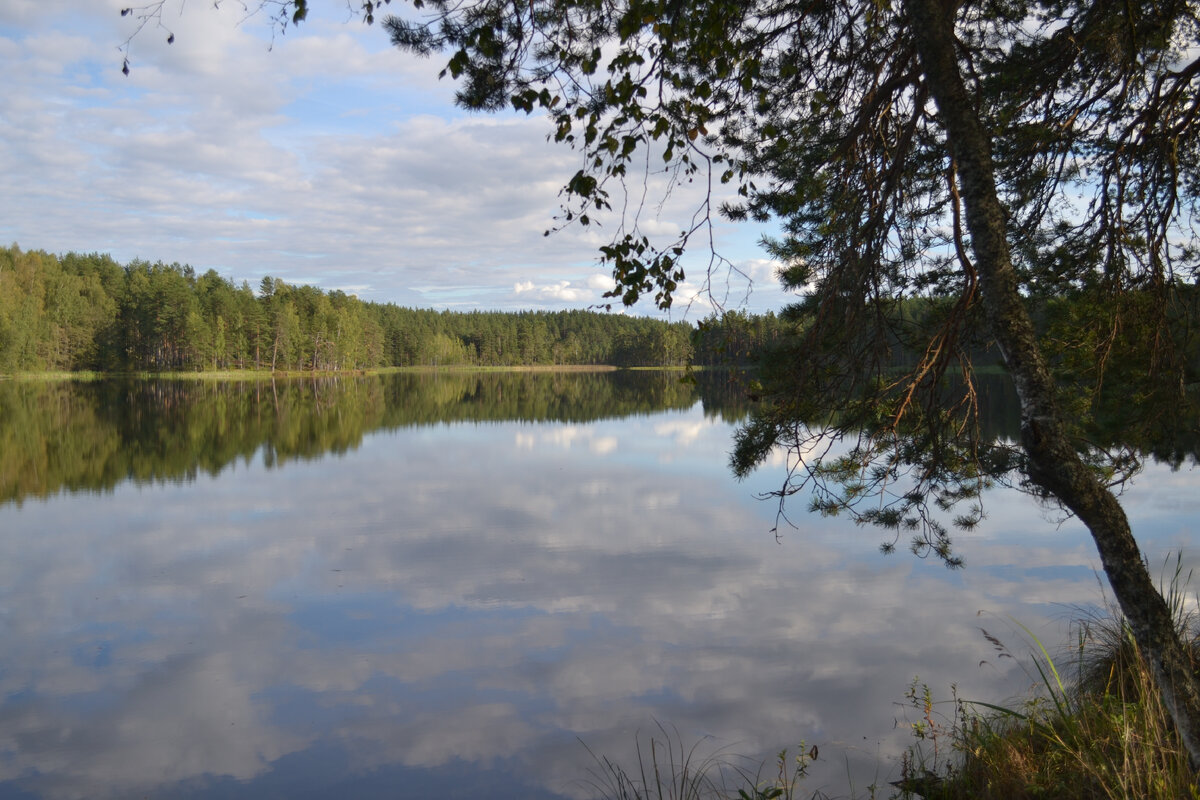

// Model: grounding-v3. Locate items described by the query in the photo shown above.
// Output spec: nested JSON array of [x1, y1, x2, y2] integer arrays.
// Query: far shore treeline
[[0, 245, 788, 372], [6, 244, 1195, 391]]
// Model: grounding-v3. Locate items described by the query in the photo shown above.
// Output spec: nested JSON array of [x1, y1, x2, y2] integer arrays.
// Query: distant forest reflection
[[0, 370, 766, 504], [21, 367, 1191, 508]]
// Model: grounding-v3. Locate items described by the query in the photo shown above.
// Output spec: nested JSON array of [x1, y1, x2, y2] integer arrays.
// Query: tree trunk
[[904, 0, 1200, 772]]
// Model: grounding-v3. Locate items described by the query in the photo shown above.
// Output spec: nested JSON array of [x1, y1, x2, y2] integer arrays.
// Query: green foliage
[[1039, 282, 1200, 471], [691, 310, 789, 367], [381, 0, 1200, 308], [0, 245, 697, 374]]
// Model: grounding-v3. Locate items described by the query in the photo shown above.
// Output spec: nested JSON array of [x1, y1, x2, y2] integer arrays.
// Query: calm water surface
[[0, 372, 1195, 798]]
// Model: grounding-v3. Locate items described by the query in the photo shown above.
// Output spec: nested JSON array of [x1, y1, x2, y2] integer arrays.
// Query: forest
[[1, 245, 785, 372], [0, 243, 996, 376], [9, 244, 1188, 393]]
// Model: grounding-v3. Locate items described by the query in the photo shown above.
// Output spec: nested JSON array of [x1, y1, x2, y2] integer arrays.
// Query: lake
[[0, 371, 1195, 798]]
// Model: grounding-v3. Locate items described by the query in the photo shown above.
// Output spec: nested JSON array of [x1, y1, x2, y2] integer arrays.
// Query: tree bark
[[904, 0, 1200, 772]]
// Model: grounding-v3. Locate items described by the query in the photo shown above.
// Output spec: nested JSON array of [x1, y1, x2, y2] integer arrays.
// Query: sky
[[0, 0, 790, 316]]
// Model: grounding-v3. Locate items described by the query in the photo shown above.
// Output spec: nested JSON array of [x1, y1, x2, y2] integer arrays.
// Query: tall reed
[[578, 720, 835, 800], [895, 555, 1200, 799]]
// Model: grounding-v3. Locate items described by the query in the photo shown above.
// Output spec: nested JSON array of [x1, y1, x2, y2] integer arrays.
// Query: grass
[[577, 720, 842, 800], [4, 368, 309, 382], [0, 364, 628, 382], [3, 370, 105, 382], [894, 556, 1200, 799], [415, 364, 621, 372], [582, 559, 1200, 800]]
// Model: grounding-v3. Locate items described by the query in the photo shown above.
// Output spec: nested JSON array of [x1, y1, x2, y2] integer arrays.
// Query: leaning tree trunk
[[904, 0, 1200, 772]]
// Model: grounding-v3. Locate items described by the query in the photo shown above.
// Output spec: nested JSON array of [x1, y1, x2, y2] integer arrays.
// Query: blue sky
[[0, 0, 790, 316]]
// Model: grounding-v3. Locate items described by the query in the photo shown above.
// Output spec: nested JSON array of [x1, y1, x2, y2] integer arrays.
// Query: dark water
[[0, 371, 1194, 798]]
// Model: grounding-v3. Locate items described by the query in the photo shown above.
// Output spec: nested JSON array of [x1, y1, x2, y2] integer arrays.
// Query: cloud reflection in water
[[0, 395, 1194, 799]]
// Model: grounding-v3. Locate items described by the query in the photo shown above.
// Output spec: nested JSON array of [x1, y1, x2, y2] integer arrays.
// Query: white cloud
[[513, 279, 593, 303], [586, 272, 617, 291]]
